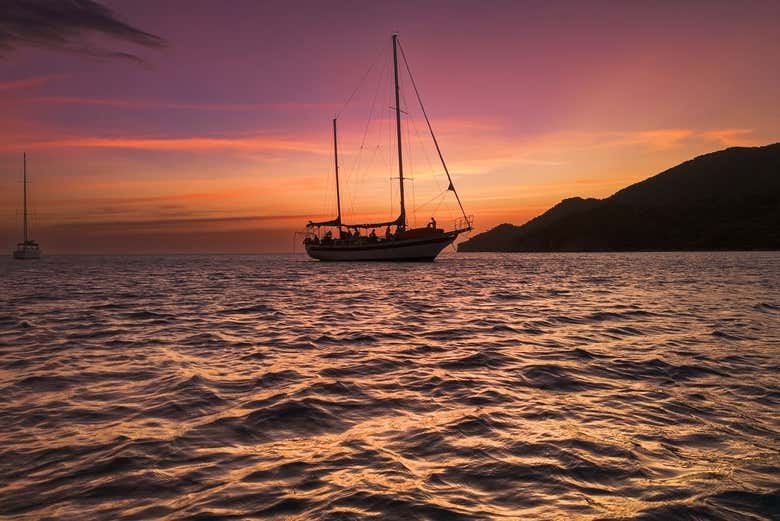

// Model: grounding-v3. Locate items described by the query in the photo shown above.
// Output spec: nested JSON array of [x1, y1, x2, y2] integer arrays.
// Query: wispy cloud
[[52, 214, 312, 229], [699, 128, 759, 146], [0, 75, 63, 91], [449, 127, 761, 175], [12, 135, 328, 154], [607, 128, 696, 149], [0, 0, 164, 64], [32, 95, 338, 112], [519, 128, 696, 152], [48, 191, 240, 206], [428, 125, 765, 188], [433, 118, 503, 133], [528, 127, 759, 152]]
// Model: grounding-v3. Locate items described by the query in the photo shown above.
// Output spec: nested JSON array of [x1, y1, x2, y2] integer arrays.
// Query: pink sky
[[1, 0, 778, 253]]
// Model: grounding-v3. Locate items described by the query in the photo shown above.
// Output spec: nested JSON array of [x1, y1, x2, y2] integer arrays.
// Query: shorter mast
[[23, 153, 28, 243], [333, 118, 342, 227]]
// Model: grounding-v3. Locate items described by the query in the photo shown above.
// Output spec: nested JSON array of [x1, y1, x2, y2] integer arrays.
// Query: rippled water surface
[[1, 252, 778, 520]]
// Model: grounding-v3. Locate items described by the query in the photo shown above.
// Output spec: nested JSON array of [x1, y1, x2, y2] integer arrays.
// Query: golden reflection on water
[[0, 253, 778, 519]]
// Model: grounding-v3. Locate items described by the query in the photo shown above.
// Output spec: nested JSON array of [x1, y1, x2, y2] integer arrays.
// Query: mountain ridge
[[458, 143, 780, 252]]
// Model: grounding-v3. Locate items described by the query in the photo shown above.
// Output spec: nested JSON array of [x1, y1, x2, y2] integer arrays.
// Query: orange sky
[[1, 1, 778, 253]]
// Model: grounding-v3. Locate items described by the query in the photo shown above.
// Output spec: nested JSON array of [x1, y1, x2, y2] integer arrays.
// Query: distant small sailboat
[[304, 34, 472, 261], [13, 153, 41, 260]]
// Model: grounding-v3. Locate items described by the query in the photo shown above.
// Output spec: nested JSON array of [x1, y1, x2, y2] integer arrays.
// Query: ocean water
[[0, 252, 778, 520]]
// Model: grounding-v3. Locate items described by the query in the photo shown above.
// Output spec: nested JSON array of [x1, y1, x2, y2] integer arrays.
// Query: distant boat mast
[[23, 153, 28, 244], [13, 152, 41, 259]]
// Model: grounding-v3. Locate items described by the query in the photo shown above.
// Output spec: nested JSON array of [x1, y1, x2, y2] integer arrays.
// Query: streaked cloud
[[32, 96, 339, 112], [449, 127, 761, 176], [699, 128, 759, 147], [0, 0, 164, 63], [0, 75, 62, 91], [50, 214, 312, 229], [47, 191, 241, 207], [11, 135, 328, 154]]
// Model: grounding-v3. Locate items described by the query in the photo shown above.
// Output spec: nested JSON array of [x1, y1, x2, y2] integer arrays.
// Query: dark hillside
[[459, 143, 780, 251]]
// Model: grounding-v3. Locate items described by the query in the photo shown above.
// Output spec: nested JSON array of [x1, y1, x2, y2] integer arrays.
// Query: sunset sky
[[1, 0, 779, 253]]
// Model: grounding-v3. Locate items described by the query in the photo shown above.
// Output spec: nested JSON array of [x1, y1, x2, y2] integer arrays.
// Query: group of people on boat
[[306, 226, 395, 246], [305, 217, 439, 246]]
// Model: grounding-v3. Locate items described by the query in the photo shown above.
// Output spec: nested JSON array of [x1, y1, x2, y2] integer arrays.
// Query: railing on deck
[[453, 215, 474, 233]]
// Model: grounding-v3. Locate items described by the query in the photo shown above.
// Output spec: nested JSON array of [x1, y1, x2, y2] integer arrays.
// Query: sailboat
[[13, 153, 41, 260], [303, 34, 472, 261]]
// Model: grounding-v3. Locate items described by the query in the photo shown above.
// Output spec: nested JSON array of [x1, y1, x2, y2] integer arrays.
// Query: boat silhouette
[[13, 153, 41, 260], [304, 34, 472, 261]]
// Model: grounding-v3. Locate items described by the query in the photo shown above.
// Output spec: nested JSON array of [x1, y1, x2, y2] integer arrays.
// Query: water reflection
[[0, 252, 778, 519]]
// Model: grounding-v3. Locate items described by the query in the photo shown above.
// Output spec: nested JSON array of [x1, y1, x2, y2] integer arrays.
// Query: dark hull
[[13, 242, 40, 260], [305, 233, 456, 261]]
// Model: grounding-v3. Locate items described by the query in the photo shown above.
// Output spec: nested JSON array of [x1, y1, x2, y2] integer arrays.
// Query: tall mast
[[392, 33, 406, 228], [23, 153, 28, 243], [333, 118, 342, 227]]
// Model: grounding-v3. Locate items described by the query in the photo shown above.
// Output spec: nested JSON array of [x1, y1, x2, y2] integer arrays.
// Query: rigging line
[[398, 39, 469, 223], [362, 143, 384, 195], [415, 189, 447, 211], [400, 99, 414, 225], [333, 46, 385, 221], [348, 53, 388, 204], [350, 54, 386, 180], [366, 145, 381, 207], [406, 94, 442, 192], [433, 191, 446, 215], [389, 176, 393, 219], [373, 54, 393, 220], [397, 60, 438, 216], [386, 72, 393, 212], [411, 168, 416, 227], [344, 55, 387, 218], [320, 153, 333, 219], [353, 143, 385, 221], [401, 105, 416, 226], [335, 41, 386, 119]]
